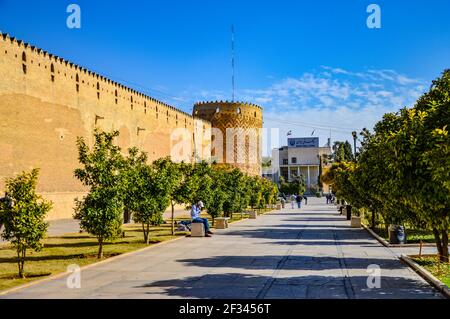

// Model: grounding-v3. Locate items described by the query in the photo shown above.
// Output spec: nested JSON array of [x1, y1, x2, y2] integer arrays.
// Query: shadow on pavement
[[176, 255, 409, 271], [135, 273, 441, 299], [222, 227, 373, 241], [265, 240, 378, 246]]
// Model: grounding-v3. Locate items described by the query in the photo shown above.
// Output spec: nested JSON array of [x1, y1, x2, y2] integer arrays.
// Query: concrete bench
[[191, 222, 205, 237], [215, 217, 230, 229]]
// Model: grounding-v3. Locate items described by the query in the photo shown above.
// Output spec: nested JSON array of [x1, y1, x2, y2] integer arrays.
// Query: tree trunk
[[123, 208, 130, 224], [141, 223, 146, 243], [440, 230, 449, 263], [17, 248, 21, 278], [17, 246, 26, 278], [97, 237, 103, 259], [22, 248, 26, 278], [171, 203, 175, 236], [145, 224, 150, 245], [371, 211, 376, 230], [432, 228, 444, 261]]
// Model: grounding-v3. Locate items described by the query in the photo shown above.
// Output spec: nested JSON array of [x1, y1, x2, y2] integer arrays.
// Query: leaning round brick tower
[[193, 101, 263, 176]]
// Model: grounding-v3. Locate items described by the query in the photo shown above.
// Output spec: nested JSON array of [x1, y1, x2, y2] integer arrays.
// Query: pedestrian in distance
[[296, 194, 302, 209], [0, 192, 14, 231], [290, 194, 296, 209]]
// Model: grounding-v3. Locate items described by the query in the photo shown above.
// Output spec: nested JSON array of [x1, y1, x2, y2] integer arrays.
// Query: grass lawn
[[372, 227, 439, 244], [412, 256, 450, 288], [0, 223, 187, 292]]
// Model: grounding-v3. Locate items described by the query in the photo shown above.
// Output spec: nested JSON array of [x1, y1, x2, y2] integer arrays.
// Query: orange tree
[[386, 70, 450, 262], [0, 169, 52, 277], [261, 177, 279, 209], [248, 175, 263, 210], [74, 130, 125, 258]]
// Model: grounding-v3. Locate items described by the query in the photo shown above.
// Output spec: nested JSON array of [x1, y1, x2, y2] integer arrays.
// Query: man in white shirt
[[191, 201, 213, 237]]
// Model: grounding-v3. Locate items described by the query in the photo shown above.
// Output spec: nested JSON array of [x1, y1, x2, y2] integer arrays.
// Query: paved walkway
[[1, 198, 443, 299]]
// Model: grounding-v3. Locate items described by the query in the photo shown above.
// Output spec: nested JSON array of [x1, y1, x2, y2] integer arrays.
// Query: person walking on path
[[290, 194, 296, 209], [303, 194, 308, 205], [0, 192, 14, 231], [191, 201, 213, 237], [296, 194, 302, 209]]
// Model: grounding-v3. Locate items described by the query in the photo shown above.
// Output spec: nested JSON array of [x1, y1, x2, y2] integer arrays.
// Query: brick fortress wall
[[0, 32, 211, 220], [193, 101, 263, 176]]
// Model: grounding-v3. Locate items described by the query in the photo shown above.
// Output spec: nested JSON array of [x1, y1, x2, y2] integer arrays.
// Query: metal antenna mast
[[231, 25, 235, 102]]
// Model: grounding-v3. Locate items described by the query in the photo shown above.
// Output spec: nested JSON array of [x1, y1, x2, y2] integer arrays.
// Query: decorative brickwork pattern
[[193, 101, 263, 176]]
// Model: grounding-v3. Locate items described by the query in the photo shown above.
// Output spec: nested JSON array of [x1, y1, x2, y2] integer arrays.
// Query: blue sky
[[1, 0, 449, 152]]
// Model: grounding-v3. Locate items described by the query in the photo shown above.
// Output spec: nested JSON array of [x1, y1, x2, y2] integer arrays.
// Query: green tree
[[340, 70, 450, 262], [190, 161, 214, 210], [157, 159, 183, 235], [152, 157, 182, 233], [130, 159, 171, 244], [122, 147, 168, 244], [290, 175, 306, 195], [279, 176, 291, 196], [248, 175, 263, 209], [332, 141, 354, 163], [223, 168, 248, 218], [0, 169, 52, 278], [74, 130, 125, 258], [261, 178, 278, 209], [122, 147, 148, 224], [279, 175, 306, 196], [387, 70, 450, 262], [205, 166, 227, 224]]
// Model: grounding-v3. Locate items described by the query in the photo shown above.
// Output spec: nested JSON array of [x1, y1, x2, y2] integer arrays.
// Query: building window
[[291, 157, 297, 164], [282, 159, 288, 165]]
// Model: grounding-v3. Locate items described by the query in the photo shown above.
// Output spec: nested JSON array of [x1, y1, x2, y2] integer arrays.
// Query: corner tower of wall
[[193, 101, 263, 176]]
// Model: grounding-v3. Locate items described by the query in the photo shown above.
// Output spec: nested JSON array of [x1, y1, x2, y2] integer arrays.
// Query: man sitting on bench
[[191, 201, 213, 237]]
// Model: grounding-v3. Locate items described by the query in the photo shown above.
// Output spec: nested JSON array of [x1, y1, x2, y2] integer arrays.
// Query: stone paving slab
[[1, 198, 444, 299]]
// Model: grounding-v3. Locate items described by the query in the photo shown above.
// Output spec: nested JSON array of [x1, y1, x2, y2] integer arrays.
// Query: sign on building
[[288, 137, 319, 148]]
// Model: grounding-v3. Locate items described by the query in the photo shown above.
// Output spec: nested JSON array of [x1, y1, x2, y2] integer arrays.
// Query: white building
[[270, 137, 332, 193]]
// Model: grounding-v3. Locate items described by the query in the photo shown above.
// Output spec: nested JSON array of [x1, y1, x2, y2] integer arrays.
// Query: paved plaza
[[1, 198, 443, 299]]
